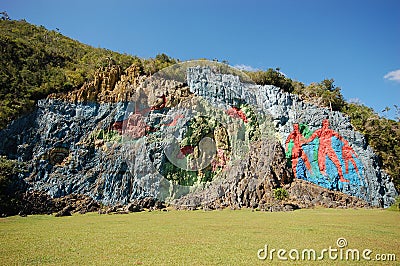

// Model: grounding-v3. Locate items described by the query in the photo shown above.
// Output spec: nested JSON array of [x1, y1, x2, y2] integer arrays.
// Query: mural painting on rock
[[0, 60, 396, 208], [286, 119, 366, 197]]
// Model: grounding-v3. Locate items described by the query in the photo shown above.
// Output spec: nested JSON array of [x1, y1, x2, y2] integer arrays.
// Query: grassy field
[[0, 208, 399, 265]]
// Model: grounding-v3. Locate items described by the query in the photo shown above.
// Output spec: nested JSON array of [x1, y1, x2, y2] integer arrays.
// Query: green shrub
[[273, 188, 288, 200], [0, 156, 26, 216], [387, 197, 400, 211], [246, 68, 294, 93]]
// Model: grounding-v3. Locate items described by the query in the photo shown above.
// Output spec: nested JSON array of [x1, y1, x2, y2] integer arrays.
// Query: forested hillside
[[0, 19, 175, 128]]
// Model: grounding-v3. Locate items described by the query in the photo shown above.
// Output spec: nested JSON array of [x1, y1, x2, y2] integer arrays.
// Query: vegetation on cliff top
[[0, 19, 176, 129], [0, 18, 398, 192]]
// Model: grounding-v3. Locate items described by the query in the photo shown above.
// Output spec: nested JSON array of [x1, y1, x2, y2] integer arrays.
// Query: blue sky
[[2, 0, 399, 119]]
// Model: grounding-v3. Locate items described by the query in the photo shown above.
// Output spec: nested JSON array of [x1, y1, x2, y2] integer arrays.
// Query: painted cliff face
[[118, 94, 261, 192], [0, 61, 396, 207], [186, 65, 396, 207], [285, 120, 365, 195]]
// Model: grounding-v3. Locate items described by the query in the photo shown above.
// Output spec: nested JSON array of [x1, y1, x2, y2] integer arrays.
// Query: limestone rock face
[[172, 140, 292, 209], [0, 100, 140, 205], [172, 139, 369, 211], [0, 74, 195, 206], [50, 64, 141, 103], [187, 66, 397, 207], [0, 64, 397, 209], [286, 179, 369, 209]]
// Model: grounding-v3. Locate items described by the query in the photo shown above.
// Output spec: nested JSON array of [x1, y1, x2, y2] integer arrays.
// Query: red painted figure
[[285, 123, 312, 178], [122, 113, 147, 139], [226, 107, 248, 123], [211, 148, 228, 171], [163, 114, 184, 127], [308, 119, 349, 182], [341, 140, 359, 174], [112, 121, 123, 134], [179, 145, 195, 157]]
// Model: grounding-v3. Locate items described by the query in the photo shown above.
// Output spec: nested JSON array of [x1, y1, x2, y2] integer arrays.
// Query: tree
[[0, 156, 26, 216], [321, 78, 335, 91], [293, 79, 345, 111], [0, 11, 10, 21], [246, 68, 294, 93]]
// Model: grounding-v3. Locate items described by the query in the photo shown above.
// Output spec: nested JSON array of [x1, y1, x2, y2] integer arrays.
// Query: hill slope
[[0, 19, 178, 128]]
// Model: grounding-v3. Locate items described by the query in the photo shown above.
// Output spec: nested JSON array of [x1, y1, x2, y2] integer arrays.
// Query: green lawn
[[0, 208, 399, 265]]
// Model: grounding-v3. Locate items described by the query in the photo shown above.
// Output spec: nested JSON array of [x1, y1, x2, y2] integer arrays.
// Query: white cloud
[[234, 64, 260, 72], [384, 69, 400, 82], [348, 98, 363, 105]]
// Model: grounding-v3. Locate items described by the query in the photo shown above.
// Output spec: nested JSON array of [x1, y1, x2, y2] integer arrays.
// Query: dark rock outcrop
[[286, 179, 369, 209], [172, 139, 291, 209]]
